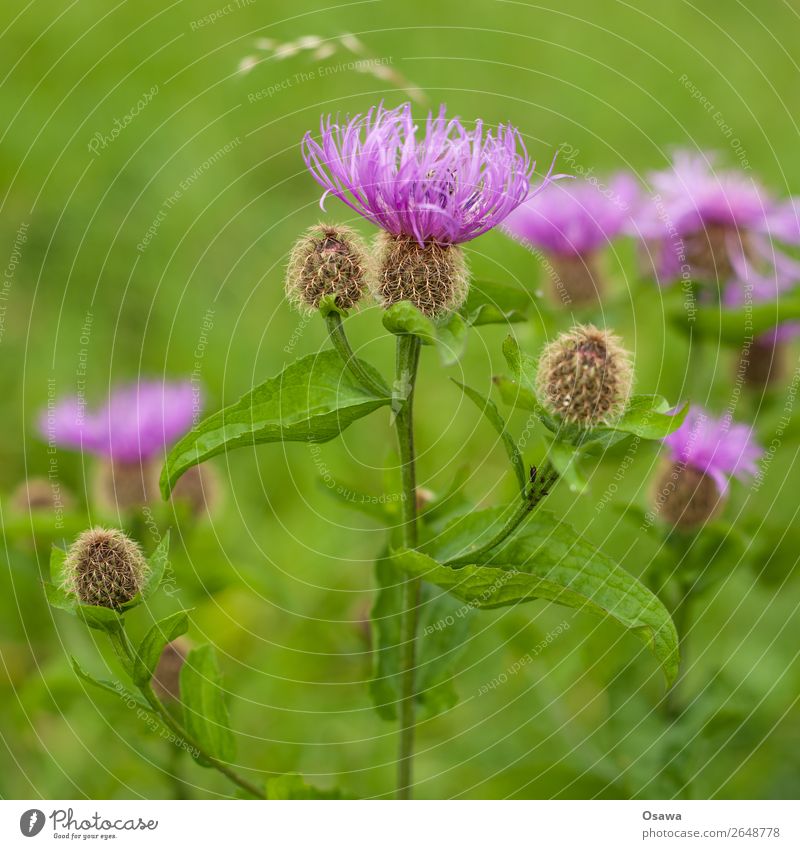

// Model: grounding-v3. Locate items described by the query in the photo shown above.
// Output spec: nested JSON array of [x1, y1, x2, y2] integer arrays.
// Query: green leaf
[[265, 774, 343, 800], [453, 380, 527, 496], [502, 334, 538, 387], [370, 553, 471, 720], [132, 610, 190, 686], [493, 374, 543, 414], [180, 644, 236, 763], [436, 311, 468, 366], [392, 508, 679, 686], [675, 294, 800, 344], [76, 604, 124, 634], [596, 396, 687, 442], [44, 581, 76, 612], [71, 656, 151, 711], [161, 351, 391, 496], [142, 532, 170, 600], [547, 439, 588, 494], [50, 545, 68, 585], [461, 279, 530, 326], [382, 301, 438, 345]]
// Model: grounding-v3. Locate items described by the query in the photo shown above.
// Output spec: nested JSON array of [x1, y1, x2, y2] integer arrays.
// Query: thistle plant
[[158, 101, 688, 800]]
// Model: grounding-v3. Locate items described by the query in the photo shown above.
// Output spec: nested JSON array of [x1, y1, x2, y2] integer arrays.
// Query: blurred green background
[[2, 0, 800, 800]]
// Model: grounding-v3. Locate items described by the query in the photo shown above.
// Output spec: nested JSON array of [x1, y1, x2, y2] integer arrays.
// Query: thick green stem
[[326, 312, 387, 396], [443, 462, 559, 567], [110, 630, 266, 799], [394, 334, 422, 800]]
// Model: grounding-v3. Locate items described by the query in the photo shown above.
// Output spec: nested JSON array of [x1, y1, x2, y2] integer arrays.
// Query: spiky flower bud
[[63, 527, 148, 609], [286, 223, 370, 313], [93, 459, 159, 514], [152, 637, 190, 701], [654, 462, 725, 530], [374, 233, 469, 317], [171, 463, 221, 518], [536, 325, 633, 426]]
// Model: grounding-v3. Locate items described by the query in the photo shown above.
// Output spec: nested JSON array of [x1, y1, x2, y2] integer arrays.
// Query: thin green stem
[[109, 630, 266, 799], [443, 462, 559, 567], [325, 312, 387, 396], [394, 334, 422, 800]]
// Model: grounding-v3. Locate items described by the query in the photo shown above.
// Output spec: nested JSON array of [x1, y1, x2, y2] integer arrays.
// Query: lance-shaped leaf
[[132, 610, 190, 686], [180, 644, 236, 763], [593, 395, 688, 442], [461, 279, 531, 326], [161, 351, 391, 496], [71, 657, 151, 711], [453, 380, 527, 496], [394, 508, 679, 686]]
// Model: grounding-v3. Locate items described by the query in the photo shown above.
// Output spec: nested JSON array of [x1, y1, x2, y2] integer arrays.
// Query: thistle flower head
[[637, 151, 800, 293], [302, 102, 540, 245], [62, 527, 148, 609], [662, 407, 762, 496], [504, 173, 638, 256], [286, 223, 371, 313], [40, 380, 197, 462], [536, 325, 633, 426]]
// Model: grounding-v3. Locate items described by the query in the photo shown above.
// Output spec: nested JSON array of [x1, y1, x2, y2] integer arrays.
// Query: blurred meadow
[[2, 0, 800, 799]]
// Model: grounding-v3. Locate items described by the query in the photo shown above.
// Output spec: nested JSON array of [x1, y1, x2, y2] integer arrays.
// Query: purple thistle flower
[[663, 406, 762, 495], [301, 102, 543, 245], [637, 151, 800, 294], [503, 173, 639, 256], [40, 380, 198, 463]]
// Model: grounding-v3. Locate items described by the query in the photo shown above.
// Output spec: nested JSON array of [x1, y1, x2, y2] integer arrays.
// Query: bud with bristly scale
[[286, 223, 371, 314], [62, 527, 148, 609], [536, 325, 633, 426]]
